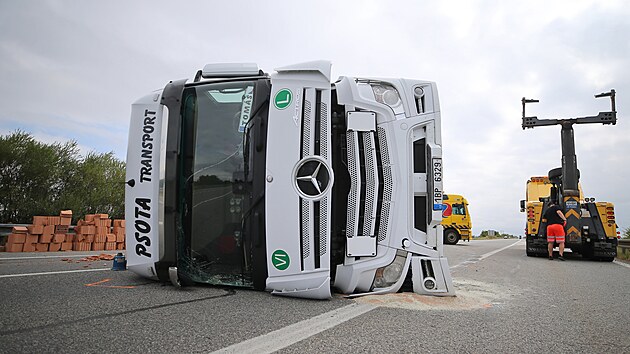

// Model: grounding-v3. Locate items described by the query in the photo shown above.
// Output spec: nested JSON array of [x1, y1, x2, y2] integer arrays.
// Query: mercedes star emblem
[[295, 158, 331, 199]]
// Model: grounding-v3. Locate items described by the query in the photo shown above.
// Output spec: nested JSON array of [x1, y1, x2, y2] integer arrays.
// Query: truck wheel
[[526, 238, 535, 257], [598, 257, 615, 262], [444, 230, 459, 245]]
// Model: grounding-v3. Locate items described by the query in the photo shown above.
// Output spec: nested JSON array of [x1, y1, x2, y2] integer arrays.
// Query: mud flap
[[411, 256, 455, 296]]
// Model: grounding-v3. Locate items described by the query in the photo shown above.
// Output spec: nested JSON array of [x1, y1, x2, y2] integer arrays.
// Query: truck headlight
[[371, 83, 402, 108], [372, 252, 407, 289]]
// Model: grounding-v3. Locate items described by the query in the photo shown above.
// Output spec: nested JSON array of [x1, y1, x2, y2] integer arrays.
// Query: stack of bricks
[[3, 211, 126, 252], [74, 214, 126, 251], [5, 210, 73, 252]]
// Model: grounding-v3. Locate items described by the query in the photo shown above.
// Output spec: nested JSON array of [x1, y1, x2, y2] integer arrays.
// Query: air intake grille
[[377, 127, 392, 242], [362, 133, 376, 237], [320, 102, 328, 159], [297, 89, 330, 270], [301, 199, 310, 259], [320, 196, 328, 255], [346, 131, 358, 237]]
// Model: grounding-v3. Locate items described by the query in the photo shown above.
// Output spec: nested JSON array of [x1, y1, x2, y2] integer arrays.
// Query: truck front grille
[[346, 126, 392, 246], [298, 88, 330, 270]]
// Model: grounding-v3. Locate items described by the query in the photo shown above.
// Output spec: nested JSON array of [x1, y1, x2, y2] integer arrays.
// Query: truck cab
[[125, 61, 455, 299], [441, 194, 472, 244]]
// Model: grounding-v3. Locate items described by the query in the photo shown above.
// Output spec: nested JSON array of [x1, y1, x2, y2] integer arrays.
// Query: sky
[[1, 0, 628, 236]]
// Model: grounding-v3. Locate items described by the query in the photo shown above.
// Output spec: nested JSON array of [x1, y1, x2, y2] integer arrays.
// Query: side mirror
[[519, 200, 525, 212]]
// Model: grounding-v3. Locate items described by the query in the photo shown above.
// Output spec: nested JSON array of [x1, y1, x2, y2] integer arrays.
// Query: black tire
[[582, 244, 594, 260], [444, 229, 459, 245], [599, 257, 615, 262], [526, 238, 535, 257]]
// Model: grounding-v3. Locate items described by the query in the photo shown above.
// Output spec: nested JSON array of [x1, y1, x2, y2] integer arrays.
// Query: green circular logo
[[272, 249, 290, 270], [274, 89, 292, 110]]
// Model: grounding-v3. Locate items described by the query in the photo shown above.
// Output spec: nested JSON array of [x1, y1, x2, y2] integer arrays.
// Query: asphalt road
[[1, 239, 629, 353]]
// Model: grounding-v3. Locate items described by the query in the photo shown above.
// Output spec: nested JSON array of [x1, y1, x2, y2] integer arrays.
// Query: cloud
[[0, 0, 628, 235]]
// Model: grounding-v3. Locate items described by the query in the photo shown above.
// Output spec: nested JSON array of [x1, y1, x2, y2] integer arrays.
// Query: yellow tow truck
[[520, 175, 618, 260], [441, 194, 472, 245], [520, 90, 619, 261]]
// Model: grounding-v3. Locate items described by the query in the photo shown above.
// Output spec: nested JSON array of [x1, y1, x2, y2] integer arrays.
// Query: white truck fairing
[[125, 91, 167, 279]]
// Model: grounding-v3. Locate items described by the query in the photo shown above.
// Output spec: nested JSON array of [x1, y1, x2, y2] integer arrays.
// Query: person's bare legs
[[548, 241, 554, 258], [559, 242, 565, 257]]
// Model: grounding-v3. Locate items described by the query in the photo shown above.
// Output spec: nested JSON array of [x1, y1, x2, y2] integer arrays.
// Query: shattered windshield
[[179, 81, 256, 287]]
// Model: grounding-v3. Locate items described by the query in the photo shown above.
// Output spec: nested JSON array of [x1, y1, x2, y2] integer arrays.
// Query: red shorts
[[546, 224, 565, 243]]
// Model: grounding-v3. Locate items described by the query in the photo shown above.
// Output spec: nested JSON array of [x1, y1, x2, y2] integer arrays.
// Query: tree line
[[0, 131, 125, 224]]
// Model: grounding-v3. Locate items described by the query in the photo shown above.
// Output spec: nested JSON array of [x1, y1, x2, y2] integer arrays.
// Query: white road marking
[[478, 240, 523, 260], [451, 240, 523, 269], [613, 260, 630, 269], [0, 268, 110, 278], [211, 303, 375, 354]]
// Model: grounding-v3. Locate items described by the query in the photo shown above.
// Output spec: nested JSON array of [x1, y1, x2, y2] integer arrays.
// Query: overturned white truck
[[125, 61, 454, 299]]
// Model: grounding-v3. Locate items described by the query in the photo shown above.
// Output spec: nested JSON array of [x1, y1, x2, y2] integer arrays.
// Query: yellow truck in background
[[441, 194, 472, 245], [520, 175, 618, 260]]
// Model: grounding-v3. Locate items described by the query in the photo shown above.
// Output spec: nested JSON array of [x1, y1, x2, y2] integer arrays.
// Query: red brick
[[115, 230, 125, 243], [106, 233, 116, 242], [75, 225, 95, 235], [49, 243, 62, 252], [60, 210, 73, 218], [65, 234, 75, 242], [116, 242, 125, 250], [60, 217, 71, 226], [54, 225, 69, 234], [23, 243, 36, 252], [43, 225, 55, 235], [49, 216, 61, 225], [27, 225, 44, 235], [94, 234, 106, 243], [96, 226, 108, 235], [73, 242, 91, 251], [25, 234, 38, 244], [92, 242, 105, 251], [6, 242, 24, 252], [7, 234, 26, 244], [61, 242, 73, 251], [32, 216, 48, 225], [85, 214, 95, 222], [39, 234, 53, 243], [12, 226, 28, 234], [35, 243, 49, 252], [52, 234, 65, 243], [105, 242, 117, 251], [85, 235, 94, 243]]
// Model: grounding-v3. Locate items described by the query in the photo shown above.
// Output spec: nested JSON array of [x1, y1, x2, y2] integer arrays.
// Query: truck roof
[[443, 194, 468, 204]]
